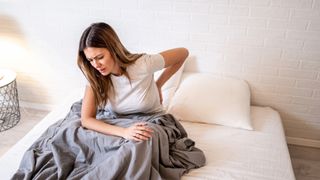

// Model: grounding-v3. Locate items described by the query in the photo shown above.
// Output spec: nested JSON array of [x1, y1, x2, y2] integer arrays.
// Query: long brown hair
[[77, 22, 143, 107]]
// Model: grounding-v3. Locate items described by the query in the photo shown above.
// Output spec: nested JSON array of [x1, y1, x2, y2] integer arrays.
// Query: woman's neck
[[111, 63, 123, 76]]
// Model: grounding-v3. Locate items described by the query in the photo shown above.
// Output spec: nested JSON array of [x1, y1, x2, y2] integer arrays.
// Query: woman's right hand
[[122, 122, 154, 141]]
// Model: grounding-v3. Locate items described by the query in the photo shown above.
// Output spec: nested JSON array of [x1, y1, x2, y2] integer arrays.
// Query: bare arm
[[156, 47, 188, 102], [81, 85, 153, 141], [81, 85, 125, 137]]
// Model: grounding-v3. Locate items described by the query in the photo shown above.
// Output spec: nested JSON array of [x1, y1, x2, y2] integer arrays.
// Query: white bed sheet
[[181, 106, 295, 180], [0, 96, 295, 180]]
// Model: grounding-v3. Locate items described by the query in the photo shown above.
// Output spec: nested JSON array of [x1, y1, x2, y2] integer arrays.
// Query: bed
[[0, 72, 295, 180]]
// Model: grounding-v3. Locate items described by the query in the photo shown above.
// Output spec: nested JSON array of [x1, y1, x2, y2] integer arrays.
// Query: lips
[[98, 68, 105, 73]]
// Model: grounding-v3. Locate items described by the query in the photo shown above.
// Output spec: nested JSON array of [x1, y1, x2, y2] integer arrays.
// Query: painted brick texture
[[0, 0, 319, 140]]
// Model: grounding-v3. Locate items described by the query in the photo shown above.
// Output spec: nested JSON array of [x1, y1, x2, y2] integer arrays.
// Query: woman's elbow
[[80, 117, 89, 128], [182, 47, 189, 60], [176, 47, 188, 64]]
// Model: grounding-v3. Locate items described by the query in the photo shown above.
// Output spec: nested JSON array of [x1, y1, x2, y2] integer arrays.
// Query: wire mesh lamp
[[0, 15, 24, 131]]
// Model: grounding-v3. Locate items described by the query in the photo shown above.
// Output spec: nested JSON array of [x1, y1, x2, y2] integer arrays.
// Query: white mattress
[[0, 95, 295, 180], [181, 106, 295, 180]]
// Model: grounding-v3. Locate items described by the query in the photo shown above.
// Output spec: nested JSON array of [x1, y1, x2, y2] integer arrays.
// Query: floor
[[0, 107, 49, 156], [288, 144, 320, 180], [0, 107, 320, 180]]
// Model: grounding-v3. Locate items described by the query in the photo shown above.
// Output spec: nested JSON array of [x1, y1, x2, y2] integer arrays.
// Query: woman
[[12, 22, 204, 180], [77, 22, 188, 142]]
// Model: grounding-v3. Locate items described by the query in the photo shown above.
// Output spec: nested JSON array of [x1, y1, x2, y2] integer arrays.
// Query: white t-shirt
[[107, 54, 165, 114]]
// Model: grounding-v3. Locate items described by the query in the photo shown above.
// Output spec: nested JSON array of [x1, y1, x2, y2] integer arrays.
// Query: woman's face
[[84, 47, 118, 76]]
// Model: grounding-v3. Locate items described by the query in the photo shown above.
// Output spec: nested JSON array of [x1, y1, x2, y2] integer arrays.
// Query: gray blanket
[[12, 100, 206, 180]]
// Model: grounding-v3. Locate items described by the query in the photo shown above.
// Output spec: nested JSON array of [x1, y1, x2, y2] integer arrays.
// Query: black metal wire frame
[[0, 80, 21, 132]]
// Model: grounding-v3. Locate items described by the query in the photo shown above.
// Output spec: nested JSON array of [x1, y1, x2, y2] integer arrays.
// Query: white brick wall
[[0, 0, 319, 141]]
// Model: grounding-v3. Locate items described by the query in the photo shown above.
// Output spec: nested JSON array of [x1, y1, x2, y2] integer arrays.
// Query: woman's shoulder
[[133, 53, 164, 68], [127, 53, 164, 75]]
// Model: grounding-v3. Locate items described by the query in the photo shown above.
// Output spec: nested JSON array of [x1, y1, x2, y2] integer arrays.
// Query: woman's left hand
[[122, 122, 153, 141]]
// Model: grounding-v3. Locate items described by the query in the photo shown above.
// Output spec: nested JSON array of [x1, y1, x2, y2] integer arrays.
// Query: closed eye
[[96, 55, 104, 60], [87, 55, 104, 62]]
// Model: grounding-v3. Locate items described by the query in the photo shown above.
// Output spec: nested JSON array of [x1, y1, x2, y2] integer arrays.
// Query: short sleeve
[[143, 54, 165, 73]]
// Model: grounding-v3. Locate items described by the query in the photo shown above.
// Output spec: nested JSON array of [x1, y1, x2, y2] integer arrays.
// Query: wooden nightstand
[[0, 69, 20, 132]]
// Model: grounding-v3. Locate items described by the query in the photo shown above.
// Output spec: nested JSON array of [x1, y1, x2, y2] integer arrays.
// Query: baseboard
[[19, 101, 55, 111], [286, 136, 320, 148]]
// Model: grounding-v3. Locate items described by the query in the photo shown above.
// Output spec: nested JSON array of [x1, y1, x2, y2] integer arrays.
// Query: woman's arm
[[81, 85, 125, 136], [81, 85, 153, 141], [156, 47, 188, 102]]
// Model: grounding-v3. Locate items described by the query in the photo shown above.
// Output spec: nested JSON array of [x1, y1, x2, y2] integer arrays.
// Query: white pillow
[[167, 73, 253, 130], [154, 62, 185, 110]]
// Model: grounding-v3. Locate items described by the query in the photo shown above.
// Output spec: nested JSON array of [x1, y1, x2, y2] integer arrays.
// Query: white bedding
[[181, 106, 295, 180], [0, 95, 295, 180]]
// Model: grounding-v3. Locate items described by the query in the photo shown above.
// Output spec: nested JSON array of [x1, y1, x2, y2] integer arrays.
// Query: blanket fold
[[12, 100, 206, 180]]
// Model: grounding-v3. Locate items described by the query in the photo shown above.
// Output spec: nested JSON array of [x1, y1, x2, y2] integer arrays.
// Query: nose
[[92, 59, 101, 68]]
